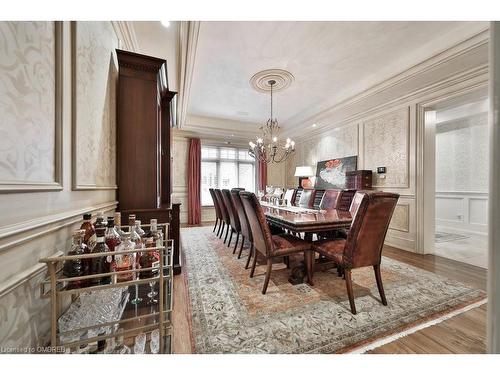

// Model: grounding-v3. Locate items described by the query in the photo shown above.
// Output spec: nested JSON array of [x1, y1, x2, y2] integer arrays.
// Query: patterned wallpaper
[[0, 22, 56, 184], [363, 108, 409, 188], [435, 112, 488, 192], [73, 21, 118, 189]]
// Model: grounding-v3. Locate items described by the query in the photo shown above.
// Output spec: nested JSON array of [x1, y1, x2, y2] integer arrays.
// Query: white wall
[[435, 109, 489, 234], [0, 21, 123, 348]]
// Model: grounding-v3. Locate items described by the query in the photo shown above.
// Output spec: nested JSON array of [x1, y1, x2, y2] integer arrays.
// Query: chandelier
[[248, 79, 295, 164]]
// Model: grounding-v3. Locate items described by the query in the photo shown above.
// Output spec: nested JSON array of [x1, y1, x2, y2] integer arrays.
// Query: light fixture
[[312, 123, 317, 127], [161, 20, 171, 28], [248, 79, 295, 164], [294, 166, 315, 188]]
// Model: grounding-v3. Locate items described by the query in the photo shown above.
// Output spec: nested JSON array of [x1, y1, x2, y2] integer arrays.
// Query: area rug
[[181, 226, 486, 353], [435, 231, 470, 243]]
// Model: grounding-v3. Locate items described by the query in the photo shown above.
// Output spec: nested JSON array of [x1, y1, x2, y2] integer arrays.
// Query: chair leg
[[344, 269, 357, 314], [262, 259, 273, 294], [337, 266, 343, 278], [374, 264, 387, 306], [219, 222, 225, 238], [306, 250, 314, 286], [284, 256, 290, 269], [213, 218, 218, 232], [238, 236, 245, 259], [233, 232, 240, 254], [245, 243, 253, 269], [224, 225, 230, 243], [249, 247, 258, 278], [227, 229, 234, 247]]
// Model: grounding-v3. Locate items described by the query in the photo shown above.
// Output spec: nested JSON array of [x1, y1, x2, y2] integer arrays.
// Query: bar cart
[[39, 223, 173, 354]]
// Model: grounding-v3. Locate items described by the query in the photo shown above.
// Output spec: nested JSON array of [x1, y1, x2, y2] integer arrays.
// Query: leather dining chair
[[292, 188, 303, 206], [240, 191, 313, 294], [319, 189, 342, 210], [214, 189, 231, 242], [297, 189, 314, 208], [209, 188, 223, 234], [312, 191, 399, 314], [231, 189, 253, 264], [222, 189, 243, 250]]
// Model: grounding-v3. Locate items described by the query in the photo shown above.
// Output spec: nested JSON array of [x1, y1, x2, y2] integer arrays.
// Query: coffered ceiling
[[186, 21, 487, 132]]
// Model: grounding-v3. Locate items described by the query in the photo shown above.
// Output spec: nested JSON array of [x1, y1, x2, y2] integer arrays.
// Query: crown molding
[[112, 21, 139, 51], [283, 30, 489, 138], [183, 114, 261, 141]]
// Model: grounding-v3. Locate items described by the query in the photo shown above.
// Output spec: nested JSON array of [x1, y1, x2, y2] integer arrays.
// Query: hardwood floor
[[172, 226, 488, 354]]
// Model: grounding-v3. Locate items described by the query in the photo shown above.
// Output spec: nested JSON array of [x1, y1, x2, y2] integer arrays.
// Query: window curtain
[[188, 138, 201, 224], [258, 158, 267, 191]]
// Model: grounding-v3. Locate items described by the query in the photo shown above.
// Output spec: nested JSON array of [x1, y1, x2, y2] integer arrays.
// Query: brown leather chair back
[[240, 191, 274, 257], [298, 189, 314, 208], [231, 189, 251, 241], [343, 191, 399, 268], [319, 189, 341, 210], [209, 188, 222, 219], [222, 189, 240, 231], [312, 190, 325, 209], [337, 189, 357, 211], [215, 189, 230, 223], [292, 188, 303, 206]]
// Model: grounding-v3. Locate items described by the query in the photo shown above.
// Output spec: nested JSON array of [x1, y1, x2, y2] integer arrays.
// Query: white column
[[488, 21, 500, 353]]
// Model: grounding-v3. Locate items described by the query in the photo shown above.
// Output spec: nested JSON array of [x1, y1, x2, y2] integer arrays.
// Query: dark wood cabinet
[[346, 170, 373, 190], [116, 49, 181, 274]]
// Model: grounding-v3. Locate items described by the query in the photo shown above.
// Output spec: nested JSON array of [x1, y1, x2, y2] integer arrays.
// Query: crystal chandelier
[[248, 79, 295, 163]]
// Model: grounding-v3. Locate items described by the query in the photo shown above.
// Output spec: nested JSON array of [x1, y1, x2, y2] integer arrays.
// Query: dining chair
[[222, 189, 242, 250], [209, 188, 223, 234], [283, 188, 296, 206], [312, 191, 399, 314], [214, 189, 231, 242], [240, 191, 313, 294], [319, 189, 341, 210], [231, 189, 253, 263], [311, 189, 325, 209], [292, 188, 303, 206], [297, 189, 314, 208]]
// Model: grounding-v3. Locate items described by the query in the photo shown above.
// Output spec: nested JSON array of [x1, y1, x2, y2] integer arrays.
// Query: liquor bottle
[[89, 227, 111, 285], [139, 237, 159, 279], [128, 214, 136, 232], [114, 212, 126, 239], [62, 230, 88, 289], [134, 220, 146, 239], [105, 217, 121, 252], [95, 211, 106, 230], [147, 219, 163, 248], [80, 213, 96, 250], [114, 232, 136, 283]]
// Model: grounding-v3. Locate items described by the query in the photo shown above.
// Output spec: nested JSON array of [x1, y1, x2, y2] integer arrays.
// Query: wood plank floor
[[173, 225, 487, 354]]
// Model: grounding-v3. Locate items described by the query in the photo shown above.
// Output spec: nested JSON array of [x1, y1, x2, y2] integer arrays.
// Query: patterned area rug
[[182, 226, 486, 353]]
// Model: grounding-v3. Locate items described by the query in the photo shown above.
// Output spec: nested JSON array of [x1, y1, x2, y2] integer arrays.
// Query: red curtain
[[188, 138, 201, 224], [258, 158, 267, 191]]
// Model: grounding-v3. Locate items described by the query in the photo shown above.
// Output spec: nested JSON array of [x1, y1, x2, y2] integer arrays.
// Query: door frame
[[415, 83, 488, 254]]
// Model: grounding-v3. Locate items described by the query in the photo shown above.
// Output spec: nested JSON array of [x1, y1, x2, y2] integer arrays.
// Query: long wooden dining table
[[260, 201, 353, 284]]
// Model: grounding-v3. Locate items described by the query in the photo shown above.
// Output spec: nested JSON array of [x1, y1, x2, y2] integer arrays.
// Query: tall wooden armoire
[[116, 49, 181, 274]]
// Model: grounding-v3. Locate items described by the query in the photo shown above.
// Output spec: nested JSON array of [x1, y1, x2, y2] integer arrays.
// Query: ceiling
[[187, 21, 487, 130]]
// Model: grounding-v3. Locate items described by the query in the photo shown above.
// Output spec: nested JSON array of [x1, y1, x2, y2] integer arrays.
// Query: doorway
[[423, 89, 489, 268]]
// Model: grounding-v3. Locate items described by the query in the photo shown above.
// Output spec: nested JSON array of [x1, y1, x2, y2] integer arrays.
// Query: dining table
[[260, 201, 353, 284]]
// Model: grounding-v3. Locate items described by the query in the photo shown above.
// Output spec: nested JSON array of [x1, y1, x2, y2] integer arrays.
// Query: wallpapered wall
[[0, 22, 119, 348], [278, 107, 416, 252]]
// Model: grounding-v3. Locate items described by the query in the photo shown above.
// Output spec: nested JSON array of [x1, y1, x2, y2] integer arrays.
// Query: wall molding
[[0, 21, 63, 193], [0, 201, 118, 252], [111, 21, 138, 51], [0, 251, 63, 298]]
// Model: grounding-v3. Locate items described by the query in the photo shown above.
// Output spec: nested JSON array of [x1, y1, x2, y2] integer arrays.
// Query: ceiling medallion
[[249, 69, 295, 93]]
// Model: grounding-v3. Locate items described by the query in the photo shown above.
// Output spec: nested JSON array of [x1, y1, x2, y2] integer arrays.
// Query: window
[[201, 146, 255, 206]]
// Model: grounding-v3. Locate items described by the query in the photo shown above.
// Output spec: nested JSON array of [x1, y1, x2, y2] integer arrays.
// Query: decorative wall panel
[[0, 21, 62, 192], [363, 108, 409, 188], [72, 21, 118, 190], [389, 204, 410, 232]]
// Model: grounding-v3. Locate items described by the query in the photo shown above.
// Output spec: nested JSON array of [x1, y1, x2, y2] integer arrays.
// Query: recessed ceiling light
[[161, 21, 170, 28], [312, 123, 317, 127]]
